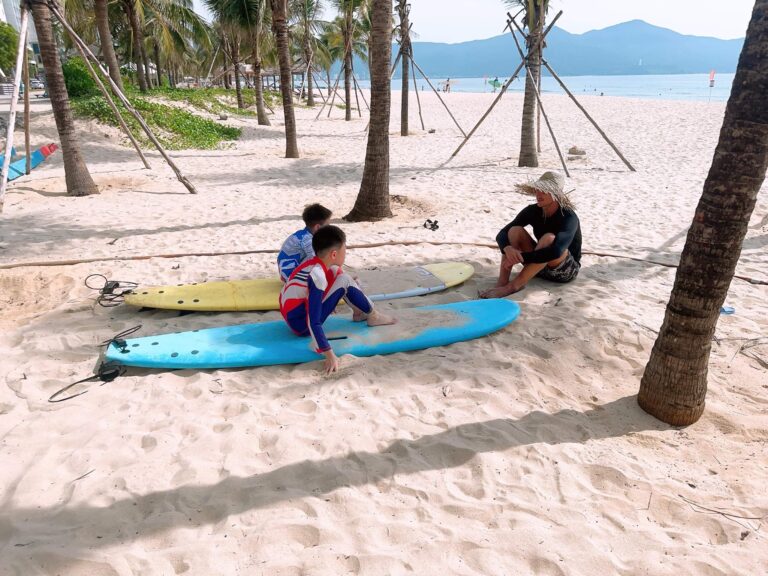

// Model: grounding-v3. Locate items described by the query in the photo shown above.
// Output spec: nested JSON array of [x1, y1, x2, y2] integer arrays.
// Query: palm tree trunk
[[343, 25, 352, 121], [345, 0, 392, 221], [252, 44, 270, 125], [153, 42, 162, 87], [30, 0, 98, 197], [223, 47, 231, 89], [306, 60, 314, 106], [326, 69, 331, 96], [231, 35, 244, 109], [638, 0, 768, 426], [518, 28, 540, 167], [123, 0, 147, 92], [140, 34, 152, 88], [94, 0, 123, 92], [270, 0, 299, 158], [398, 0, 409, 136]]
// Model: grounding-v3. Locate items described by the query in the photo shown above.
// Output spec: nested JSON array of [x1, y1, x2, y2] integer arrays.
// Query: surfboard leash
[[85, 273, 139, 307], [47, 325, 142, 403]]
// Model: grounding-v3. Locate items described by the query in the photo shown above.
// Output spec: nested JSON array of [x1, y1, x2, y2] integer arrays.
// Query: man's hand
[[323, 349, 340, 374], [503, 246, 524, 267]]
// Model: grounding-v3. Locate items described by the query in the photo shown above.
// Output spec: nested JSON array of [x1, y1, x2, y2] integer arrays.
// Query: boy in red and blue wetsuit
[[279, 225, 395, 374]]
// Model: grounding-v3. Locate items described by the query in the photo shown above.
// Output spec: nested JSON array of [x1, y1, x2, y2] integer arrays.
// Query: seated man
[[480, 171, 581, 298]]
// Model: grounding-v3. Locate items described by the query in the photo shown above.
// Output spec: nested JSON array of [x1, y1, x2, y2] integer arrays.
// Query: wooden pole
[[351, 70, 369, 111], [410, 57, 467, 137], [410, 53, 425, 131], [315, 65, 343, 119], [50, 3, 198, 193], [350, 63, 363, 117], [69, 26, 150, 169], [541, 60, 636, 172], [23, 37, 31, 175], [450, 60, 525, 158], [508, 17, 570, 177], [0, 7, 29, 210]]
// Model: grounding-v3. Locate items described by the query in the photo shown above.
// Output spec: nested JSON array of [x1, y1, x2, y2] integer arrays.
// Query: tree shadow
[[0, 395, 664, 570]]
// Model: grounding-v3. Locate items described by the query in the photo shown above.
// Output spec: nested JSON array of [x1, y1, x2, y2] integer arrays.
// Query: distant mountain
[[349, 20, 743, 79]]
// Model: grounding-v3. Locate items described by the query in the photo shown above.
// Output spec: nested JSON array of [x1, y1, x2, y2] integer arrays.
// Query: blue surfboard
[[104, 299, 520, 369]]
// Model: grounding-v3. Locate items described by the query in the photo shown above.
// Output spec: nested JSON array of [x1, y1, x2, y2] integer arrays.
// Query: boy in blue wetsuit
[[279, 225, 396, 374], [277, 203, 332, 281]]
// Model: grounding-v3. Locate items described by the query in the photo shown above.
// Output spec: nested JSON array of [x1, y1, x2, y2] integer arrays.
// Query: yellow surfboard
[[123, 262, 474, 312]]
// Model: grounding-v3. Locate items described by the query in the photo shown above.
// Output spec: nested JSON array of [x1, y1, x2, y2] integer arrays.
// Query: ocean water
[[356, 73, 736, 102]]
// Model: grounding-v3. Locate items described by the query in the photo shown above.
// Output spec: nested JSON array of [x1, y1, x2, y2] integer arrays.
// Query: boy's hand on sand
[[323, 350, 340, 374]]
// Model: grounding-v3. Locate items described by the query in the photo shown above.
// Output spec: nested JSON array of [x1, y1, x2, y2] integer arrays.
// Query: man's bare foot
[[366, 310, 397, 327], [479, 284, 525, 299]]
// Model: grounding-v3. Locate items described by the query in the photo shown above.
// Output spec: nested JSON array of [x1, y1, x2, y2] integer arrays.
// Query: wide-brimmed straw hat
[[515, 171, 575, 211]]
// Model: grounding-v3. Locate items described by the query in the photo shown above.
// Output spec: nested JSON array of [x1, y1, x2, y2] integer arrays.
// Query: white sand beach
[[1, 91, 767, 575]]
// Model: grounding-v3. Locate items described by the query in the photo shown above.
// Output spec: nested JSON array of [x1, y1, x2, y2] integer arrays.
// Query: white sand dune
[[0, 91, 767, 575]]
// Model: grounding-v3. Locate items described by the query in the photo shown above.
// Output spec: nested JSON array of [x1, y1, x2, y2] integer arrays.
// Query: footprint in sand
[[141, 435, 157, 451]]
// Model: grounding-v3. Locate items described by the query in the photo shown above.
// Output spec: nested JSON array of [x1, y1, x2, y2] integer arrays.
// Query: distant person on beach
[[280, 226, 396, 374], [493, 76, 500, 92], [445, 78, 451, 93], [480, 171, 581, 298], [277, 203, 332, 282]]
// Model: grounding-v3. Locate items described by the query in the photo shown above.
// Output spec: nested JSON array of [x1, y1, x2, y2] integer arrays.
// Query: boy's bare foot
[[366, 310, 396, 327], [352, 309, 367, 322]]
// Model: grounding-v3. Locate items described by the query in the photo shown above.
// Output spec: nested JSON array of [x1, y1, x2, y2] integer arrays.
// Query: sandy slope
[[0, 90, 766, 575]]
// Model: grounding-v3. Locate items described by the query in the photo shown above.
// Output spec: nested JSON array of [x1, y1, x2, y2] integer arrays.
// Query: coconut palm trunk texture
[[345, 0, 393, 221], [638, 0, 768, 426], [29, 0, 98, 197]]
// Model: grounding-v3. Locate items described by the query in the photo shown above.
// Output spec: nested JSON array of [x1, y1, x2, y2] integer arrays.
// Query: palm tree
[[638, 0, 768, 426], [345, 0, 392, 221], [94, 0, 125, 90], [504, 0, 548, 167], [396, 0, 408, 135], [207, 0, 272, 123], [330, 0, 366, 120], [122, 0, 149, 90], [28, 0, 98, 196], [270, 0, 299, 157], [289, 0, 326, 107]]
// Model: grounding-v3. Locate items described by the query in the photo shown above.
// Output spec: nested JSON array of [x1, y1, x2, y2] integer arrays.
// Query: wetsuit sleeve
[[496, 205, 535, 252], [522, 211, 579, 264], [307, 275, 330, 353], [301, 233, 315, 261]]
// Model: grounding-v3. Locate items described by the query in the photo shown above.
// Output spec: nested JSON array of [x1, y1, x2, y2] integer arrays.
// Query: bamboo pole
[[410, 57, 466, 137], [508, 17, 570, 177], [69, 27, 150, 169], [351, 70, 369, 111], [315, 65, 343, 119], [49, 3, 197, 194], [450, 60, 525, 158], [23, 37, 31, 175], [0, 7, 28, 211], [350, 64, 363, 117], [541, 60, 636, 171], [410, 53, 425, 131]]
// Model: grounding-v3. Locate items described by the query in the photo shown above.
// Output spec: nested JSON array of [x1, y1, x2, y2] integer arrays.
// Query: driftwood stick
[[410, 57, 466, 137], [50, 3, 197, 193], [0, 8, 28, 211], [69, 27, 150, 169], [2, 240, 766, 287]]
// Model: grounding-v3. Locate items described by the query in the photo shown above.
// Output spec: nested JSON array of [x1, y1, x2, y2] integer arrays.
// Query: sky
[[192, 0, 756, 42]]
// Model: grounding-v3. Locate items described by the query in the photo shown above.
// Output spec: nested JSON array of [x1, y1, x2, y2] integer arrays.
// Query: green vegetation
[[0, 22, 19, 73], [72, 95, 241, 150], [147, 86, 278, 117], [62, 56, 100, 98]]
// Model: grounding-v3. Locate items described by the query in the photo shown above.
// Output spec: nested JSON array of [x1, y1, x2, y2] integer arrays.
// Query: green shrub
[[72, 94, 241, 150], [62, 56, 98, 98]]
